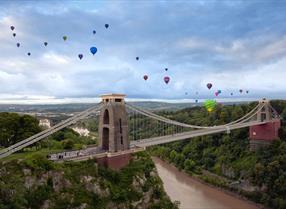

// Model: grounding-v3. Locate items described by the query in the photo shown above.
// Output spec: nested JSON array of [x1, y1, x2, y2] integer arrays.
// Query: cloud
[[0, 1, 285, 103]]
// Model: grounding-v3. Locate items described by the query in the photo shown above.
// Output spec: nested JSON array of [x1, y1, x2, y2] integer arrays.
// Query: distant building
[[39, 118, 51, 129], [72, 127, 90, 137]]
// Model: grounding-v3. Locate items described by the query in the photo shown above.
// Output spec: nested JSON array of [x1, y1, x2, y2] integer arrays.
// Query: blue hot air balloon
[[90, 47, 97, 55], [218, 90, 222, 94], [93, 30, 96, 34], [105, 24, 109, 29]]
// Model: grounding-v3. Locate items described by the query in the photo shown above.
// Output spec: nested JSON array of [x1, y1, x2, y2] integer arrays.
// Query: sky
[[0, 0, 286, 104]]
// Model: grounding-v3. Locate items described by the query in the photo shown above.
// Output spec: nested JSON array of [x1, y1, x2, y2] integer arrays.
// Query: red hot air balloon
[[164, 76, 170, 84], [207, 83, 212, 89], [143, 75, 148, 80]]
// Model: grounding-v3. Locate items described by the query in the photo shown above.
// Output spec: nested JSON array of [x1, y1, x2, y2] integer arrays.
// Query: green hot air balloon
[[63, 36, 67, 41], [204, 99, 216, 112]]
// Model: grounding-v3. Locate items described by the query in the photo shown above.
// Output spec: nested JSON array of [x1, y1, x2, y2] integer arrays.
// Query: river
[[153, 157, 260, 209]]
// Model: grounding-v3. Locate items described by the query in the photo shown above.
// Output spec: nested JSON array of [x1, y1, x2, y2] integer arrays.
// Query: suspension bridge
[[0, 94, 281, 170]]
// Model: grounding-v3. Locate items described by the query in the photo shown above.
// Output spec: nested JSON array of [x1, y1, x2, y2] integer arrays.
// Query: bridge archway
[[103, 109, 109, 124], [102, 127, 109, 151]]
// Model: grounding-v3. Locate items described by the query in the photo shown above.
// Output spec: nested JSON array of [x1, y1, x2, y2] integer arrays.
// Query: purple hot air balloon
[[78, 54, 83, 60], [10, 26, 15, 31], [215, 92, 219, 96], [164, 76, 170, 84], [16, 43, 20, 47], [143, 75, 148, 80], [207, 83, 212, 89]]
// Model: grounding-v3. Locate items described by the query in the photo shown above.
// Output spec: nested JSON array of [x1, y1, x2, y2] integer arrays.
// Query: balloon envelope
[[90, 47, 97, 55], [63, 36, 67, 41], [10, 26, 15, 31], [207, 83, 212, 89], [44, 42, 48, 46], [215, 92, 219, 96], [143, 75, 148, 80], [13, 33, 16, 37], [195, 99, 198, 103], [231, 93, 233, 96], [165, 68, 168, 71], [16, 43, 20, 47], [246, 90, 249, 94], [239, 89, 243, 93], [218, 90, 222, 94], [105, 24, 109, 28], [27, 52, 31, 56], [164, 76, 170, 84], [78, 54, 83, 60], [204, 99, 216, 112], [136, 57, 139, 60], [93, 30, 96, 34]]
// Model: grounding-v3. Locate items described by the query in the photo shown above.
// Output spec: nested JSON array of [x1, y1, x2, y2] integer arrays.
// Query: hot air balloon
[[165, 68, 168, 71], [105, 24, 109, 28], [93, 30, 96, 34], [63, 36, 67, 41], [16, 43, 20, 47], [90, 47, 97, 55], [246, 90, 249, 94], [239, 89, 243, 93], [204, 99, 216, 112], [230, 93, 233, 96], [195, 99, 198, 103], [218, 90, 222, 94], [13, 33, 16, 37], [10, 26, 15, 31], [27, 52, 31, 56], [185, 92, 188, 95], [164, 76, 170, 84], [143, 75, 148, 80], [44, 42, 48, 46], [215, 92, 219, 97], [207, 83, 212, 89], [78, 54, 83, 60], [136, 57, 139, 60]]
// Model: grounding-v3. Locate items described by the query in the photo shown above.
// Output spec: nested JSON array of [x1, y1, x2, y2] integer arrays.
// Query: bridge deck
[[131, 121, 267, 147]]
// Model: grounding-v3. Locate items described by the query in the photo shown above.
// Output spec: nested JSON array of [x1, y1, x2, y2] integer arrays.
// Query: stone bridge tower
[[98, 94, 129, 152], [97, 94, 131, 170], [249, 98, 281, 150]]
